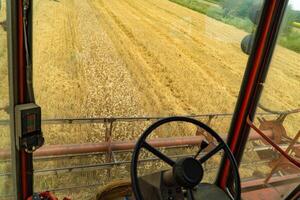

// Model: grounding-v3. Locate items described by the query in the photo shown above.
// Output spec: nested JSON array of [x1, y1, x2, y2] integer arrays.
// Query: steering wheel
[[131, 116, 241, 200]]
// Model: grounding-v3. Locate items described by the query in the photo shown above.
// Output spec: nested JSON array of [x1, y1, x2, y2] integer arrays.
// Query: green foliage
[[293, 22, 300, 29], [221, 16, 253, 32], [169, 0, 300, 53], [169, 0, 215, 14], [281, 5, 298, 35], [294, 10, 300, 22], [276, 6, 300, 53], [221, 0, 261, 18], [279, 30, 300, 53], [169, 0, 253, 33], [204, 0, 223, 4]]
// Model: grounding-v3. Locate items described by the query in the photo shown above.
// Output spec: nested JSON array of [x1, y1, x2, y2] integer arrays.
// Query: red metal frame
[[242, 174, 300, 200], [17, 0, 31, 199], [264, 130, 300, 183], [219, 0, 277, 188], [0, 130, 275, 159], [247, 117, 300, 168]]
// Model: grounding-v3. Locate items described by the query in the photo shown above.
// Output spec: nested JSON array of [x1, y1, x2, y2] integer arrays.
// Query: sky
[[290, 0, 300, 11]]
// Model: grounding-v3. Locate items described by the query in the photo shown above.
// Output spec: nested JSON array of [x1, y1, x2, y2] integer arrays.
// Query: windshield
[[241, 1, 300, 199], [0, 0, 15, 199], [7, 0, 300, 199], [29, 0, 268, 198]]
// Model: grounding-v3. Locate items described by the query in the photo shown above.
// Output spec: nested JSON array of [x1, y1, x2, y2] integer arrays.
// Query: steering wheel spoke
[[142, 142, 175, 166], [199, 143, 224, 163]]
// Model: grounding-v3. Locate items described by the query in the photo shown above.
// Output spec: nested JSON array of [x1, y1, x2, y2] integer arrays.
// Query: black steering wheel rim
[[131, 116, 241, 200]]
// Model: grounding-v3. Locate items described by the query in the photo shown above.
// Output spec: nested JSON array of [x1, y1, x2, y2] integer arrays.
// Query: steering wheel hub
[[173, 157, 204, 188]]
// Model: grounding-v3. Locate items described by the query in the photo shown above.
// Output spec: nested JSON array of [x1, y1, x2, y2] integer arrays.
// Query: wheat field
[[0, 0, 299, 199]]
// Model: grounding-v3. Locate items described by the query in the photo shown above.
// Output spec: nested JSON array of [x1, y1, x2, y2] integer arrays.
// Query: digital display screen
[[26, 113, 36, 132]]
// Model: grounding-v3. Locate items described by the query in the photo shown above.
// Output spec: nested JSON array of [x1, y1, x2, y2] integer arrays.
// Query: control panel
[[15, 103, 44, 152]]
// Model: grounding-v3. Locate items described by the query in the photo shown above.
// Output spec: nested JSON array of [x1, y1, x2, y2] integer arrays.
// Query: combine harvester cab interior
[[0, 0, 299, 199]]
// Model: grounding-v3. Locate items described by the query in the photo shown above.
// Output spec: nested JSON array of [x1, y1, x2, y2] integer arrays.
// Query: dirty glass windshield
[[241, 1, 300, 199], [30, 0, 267, 198], [0, 0, 15, 199]]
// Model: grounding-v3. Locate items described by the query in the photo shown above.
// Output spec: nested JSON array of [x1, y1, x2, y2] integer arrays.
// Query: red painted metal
[[265, 130, 300, 182], [0, 130, 274, 159], [220, 0, 277, 188], [17, 0, 29, 199], [247, 117, 300, 168], [36, 136, 205, 156], [0, 136, 204, 159], [242, 174, 300, 200], [243, 187, 283, 200], [258, 116, 286, 145], [241, 174, 300, 188]]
